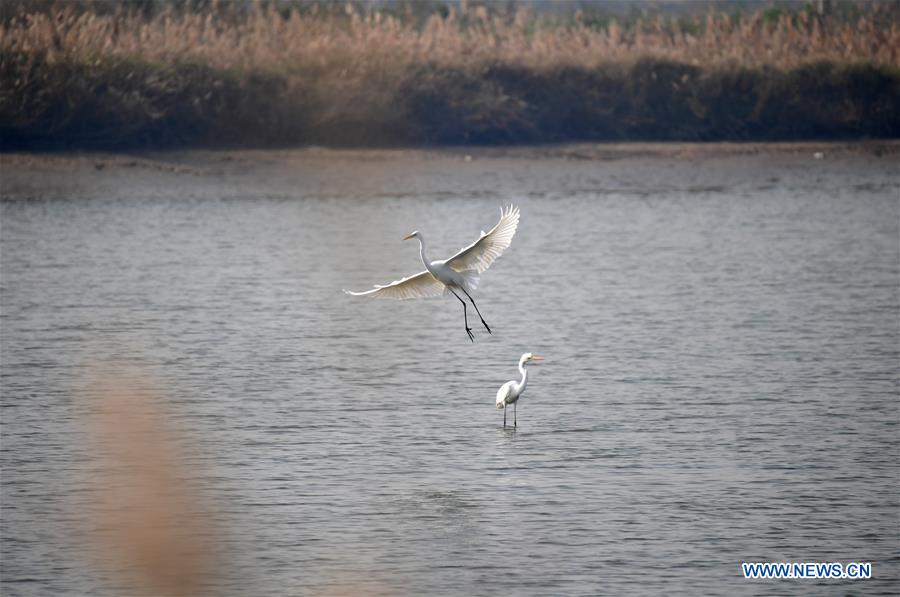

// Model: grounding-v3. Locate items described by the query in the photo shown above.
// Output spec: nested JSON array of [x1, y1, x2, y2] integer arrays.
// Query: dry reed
[[1, 2, 898, 148], [3, 2, 898, 71]]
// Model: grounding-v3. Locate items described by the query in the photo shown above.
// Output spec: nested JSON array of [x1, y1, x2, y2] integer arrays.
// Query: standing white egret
[[345, 205, 520, 342], [496, 352, 544, 428]]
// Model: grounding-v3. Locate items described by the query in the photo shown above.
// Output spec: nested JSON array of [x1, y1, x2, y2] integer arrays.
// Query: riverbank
[[2, 3, 898, 151], [4, 140, 899, 170], [3, 141, 898, 205], [3, 56, 898, 151]]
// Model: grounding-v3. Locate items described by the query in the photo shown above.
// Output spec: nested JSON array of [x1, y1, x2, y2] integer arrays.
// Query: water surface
[[2, 146, 898, 595]]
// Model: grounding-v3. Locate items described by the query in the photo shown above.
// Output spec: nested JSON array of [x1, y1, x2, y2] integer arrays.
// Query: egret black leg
[[503, 405, 506, 428], [514, 402, 517, 428], [460, 288, 491, 334], [449, 289, 474, 342]]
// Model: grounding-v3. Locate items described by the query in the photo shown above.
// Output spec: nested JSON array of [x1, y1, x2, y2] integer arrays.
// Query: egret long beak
[[402, 233, 416, 241], [530, 355, 545, 362]]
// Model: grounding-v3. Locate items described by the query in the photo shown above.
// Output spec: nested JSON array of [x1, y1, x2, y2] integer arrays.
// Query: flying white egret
[[496, 352, 544, 428], [345, 205, 520, 342]]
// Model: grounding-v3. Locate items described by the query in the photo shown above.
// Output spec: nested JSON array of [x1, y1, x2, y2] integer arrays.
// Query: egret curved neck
[[518, 360, 529, 391], [415, 235, 430, 269]]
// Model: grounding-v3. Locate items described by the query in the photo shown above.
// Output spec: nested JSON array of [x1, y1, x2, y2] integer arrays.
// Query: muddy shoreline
[[3, 141, 897, 206], [3, 140, 898, 176]]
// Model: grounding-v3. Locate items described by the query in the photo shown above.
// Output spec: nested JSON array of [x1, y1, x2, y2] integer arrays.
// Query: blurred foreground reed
[[80, 370, 220, 597], [1, 1, 898, 149]]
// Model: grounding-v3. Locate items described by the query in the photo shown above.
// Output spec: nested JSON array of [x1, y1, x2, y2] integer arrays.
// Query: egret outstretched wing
[[445, 205, 520, 274], [345, 205, 519, 341], [344, 270, 445, 300]]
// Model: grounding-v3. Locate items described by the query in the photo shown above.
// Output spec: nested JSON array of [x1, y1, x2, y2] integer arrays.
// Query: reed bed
[[2, 2, 898, 149]]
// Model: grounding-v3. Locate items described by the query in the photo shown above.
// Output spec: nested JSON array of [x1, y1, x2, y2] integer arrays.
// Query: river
[[2, 144, 898, 595]]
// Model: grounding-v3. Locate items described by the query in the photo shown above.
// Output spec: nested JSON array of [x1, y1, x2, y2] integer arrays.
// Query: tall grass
[[5, 2, 898, 72], [1, 2, 898, 149]]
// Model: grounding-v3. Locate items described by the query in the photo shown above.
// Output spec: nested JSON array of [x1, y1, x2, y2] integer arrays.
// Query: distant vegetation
[[1, 0, 898, 149]]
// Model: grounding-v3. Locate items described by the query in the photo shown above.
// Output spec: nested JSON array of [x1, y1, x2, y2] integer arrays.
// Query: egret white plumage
[[345, 205, 520, 342], [496, 352, 544, 428]]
